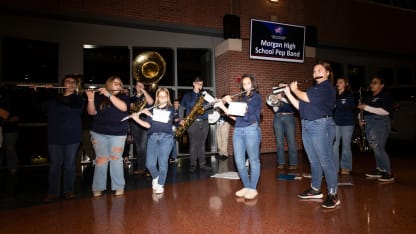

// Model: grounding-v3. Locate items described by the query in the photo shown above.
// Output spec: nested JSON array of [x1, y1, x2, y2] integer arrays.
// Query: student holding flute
[[39, 74, 84, 202], [85, 76, 130, 197], [130, 87, 175, 195], [283, 61, 339, 209], [217, 74, 262, 200]]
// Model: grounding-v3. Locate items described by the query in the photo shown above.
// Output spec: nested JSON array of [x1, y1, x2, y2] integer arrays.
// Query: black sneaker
[[321, 194, 340, 209], [64, 192, 77, 200], [297, 188, 324, 199], [378, 172, 395, 182], [188, 166, 196, 173], [200, 165, 213, 172], [365, 169, 383, 178]]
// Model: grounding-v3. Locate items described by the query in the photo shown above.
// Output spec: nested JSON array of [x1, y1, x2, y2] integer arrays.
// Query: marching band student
[[267, 81, 299, 169], [217, 74, 262, 200], [180, 76, 212, 173], [86, 76, 130, 197], [283, 61, 338, 209], [130, 81, 154, 176], [131, 87, 175, 194], [333, 77, 355, 175], [358, 77, 394, 182], [41, 74, 84, 202]]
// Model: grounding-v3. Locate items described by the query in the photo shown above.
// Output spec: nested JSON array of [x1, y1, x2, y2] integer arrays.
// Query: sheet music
[[227, 102, 247, 116], [152, 109, 170, 123], [202, 91, 215, 103]]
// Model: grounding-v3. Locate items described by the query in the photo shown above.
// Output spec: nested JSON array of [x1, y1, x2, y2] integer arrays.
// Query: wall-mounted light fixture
[[270, 0, 279, 2]]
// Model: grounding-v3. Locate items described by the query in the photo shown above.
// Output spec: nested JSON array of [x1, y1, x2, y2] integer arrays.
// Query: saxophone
[[175, 93, 206, 138], [130, 96, 146, 113]]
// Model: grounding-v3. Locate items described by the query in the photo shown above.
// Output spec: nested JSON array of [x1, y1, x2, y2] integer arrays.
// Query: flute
[[271, 79, 316, 94], [85, 86, 123, 92], [16, 83, 67, 89], [121, 104, 161, 122], [204, 88, 254, 108]]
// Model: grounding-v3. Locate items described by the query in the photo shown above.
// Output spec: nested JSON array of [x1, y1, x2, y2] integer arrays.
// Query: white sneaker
[[154, 184, 164, 194], [152, 176, 159, 190], [92, 191, 103, 197], [115, 189, 124, 196], [235, 188, 249, 197], [244, 189, 258, 200]]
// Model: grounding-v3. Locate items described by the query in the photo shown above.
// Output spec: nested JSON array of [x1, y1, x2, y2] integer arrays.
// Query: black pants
[[130, 121, 148, 170], [187, 120, 209, 168]]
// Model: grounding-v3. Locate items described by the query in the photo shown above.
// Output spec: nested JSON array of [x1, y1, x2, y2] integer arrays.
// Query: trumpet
[[121, 104, 161, 122], [266, 79, 313, 107]]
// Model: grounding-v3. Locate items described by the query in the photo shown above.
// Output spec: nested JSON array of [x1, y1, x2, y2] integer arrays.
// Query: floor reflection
[[1, 150, 416, 233]]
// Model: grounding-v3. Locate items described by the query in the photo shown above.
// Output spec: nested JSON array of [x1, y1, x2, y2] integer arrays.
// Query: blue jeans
[[48, 142, 80, 195], [273, 114, 298, 166], [90, 131, 126, 191], [170, 139, 178, 159], [146, 132, 174, 185], [365, 115, 391, 173], [333, 125, 354, 172], [301, 117, 337, 194], [233, 123, 261, 190]]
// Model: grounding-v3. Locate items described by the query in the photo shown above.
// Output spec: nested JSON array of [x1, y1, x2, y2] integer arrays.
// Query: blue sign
[[250, 19, 305, 63]]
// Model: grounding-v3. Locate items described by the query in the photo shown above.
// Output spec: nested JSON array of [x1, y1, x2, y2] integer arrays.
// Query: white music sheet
[[227, 102, 247, 116], [152, 109, 170, 123]]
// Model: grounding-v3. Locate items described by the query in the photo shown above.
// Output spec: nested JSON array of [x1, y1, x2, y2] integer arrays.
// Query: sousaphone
[[132, 51, 166, 90], [131, 51, 166, 113]]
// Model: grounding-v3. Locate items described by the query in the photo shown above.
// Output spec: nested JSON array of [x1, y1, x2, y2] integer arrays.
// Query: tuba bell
[[133, 51, 166, 88], [131, 51, 166, 113]]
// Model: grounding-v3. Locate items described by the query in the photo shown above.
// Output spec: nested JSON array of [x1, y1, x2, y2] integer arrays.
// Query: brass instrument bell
[[132, 51, 166, 86]]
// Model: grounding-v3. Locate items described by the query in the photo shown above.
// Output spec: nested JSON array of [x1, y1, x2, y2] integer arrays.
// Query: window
[[377, 68, 394, 86], [397, 68, 412, 85], [83, 46, 130, 84], [2, 37, 59, 83], [348, 65, 365, 91], [177, 48, 212, 87]]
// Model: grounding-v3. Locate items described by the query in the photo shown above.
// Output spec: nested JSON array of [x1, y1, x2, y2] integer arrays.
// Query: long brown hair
[[99, 76, 123, 110]]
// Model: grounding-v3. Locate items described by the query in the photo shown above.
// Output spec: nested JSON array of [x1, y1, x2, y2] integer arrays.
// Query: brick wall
[[216, 39, 315, 154]]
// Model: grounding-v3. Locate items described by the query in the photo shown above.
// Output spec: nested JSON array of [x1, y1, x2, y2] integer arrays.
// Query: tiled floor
[[0, 143, 415, 233]]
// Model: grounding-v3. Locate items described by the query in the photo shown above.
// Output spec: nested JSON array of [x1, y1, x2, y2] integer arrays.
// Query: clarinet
[[357, 87, 370, 152]]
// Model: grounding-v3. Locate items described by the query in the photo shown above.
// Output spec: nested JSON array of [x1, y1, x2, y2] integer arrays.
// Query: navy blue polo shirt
[[299, 80, 336, 121]]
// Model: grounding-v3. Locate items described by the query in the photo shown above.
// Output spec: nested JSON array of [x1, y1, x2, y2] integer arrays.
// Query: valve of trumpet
[[266, 94, 281, 107]]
